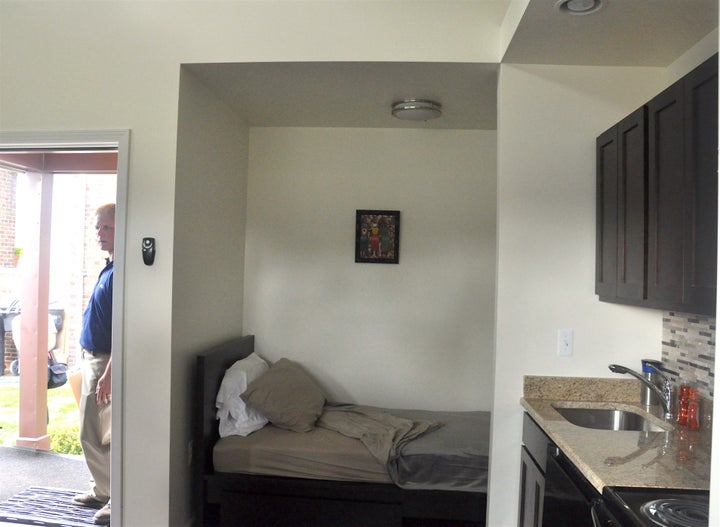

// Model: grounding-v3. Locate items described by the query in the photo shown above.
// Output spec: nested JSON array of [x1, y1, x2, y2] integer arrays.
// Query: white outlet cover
[[557, 328, 573, 357]]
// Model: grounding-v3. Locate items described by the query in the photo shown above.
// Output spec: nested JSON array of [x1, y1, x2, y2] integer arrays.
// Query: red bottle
[[677, 385, 700, 430], [686, 386, 700, 430], [677, 385, 690, 427]]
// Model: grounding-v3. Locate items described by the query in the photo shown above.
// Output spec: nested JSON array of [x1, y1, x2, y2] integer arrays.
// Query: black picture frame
[[355, 210, 400, 264]]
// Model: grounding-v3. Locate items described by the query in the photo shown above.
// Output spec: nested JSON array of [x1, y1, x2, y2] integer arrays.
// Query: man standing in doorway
[[72, 203, 114, 526]]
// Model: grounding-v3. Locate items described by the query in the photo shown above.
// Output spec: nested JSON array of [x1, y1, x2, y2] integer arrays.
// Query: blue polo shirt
[[79, 259, 113, 353]]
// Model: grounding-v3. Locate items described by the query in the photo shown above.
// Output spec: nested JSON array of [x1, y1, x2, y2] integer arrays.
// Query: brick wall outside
[[0, 171, 17, 268]]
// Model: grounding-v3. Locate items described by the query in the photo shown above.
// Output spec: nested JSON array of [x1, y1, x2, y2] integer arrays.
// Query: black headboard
[[193, 334, 255, 522]]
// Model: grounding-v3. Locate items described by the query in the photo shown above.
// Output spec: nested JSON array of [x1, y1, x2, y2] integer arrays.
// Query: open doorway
[[0, 129, 128, 526]]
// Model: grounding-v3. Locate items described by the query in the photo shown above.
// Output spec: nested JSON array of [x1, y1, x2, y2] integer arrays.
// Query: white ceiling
[[504, 0, 718, 66], [187, 0, 717, 130], [186, 62, 499, 130]]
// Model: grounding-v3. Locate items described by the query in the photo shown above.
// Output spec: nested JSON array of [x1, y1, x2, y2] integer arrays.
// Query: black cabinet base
[[221, 491, 402, 527], [203, 474, 486, 527]]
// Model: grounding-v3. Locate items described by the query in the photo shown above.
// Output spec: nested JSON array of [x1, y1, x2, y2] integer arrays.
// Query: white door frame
[[0, 129, 129, 526]]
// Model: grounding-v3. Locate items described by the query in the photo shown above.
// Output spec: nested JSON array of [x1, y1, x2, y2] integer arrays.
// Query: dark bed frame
[[193, 335, 487, 527]]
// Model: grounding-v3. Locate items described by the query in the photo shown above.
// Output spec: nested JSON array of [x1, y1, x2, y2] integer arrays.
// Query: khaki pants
[[79, 351, 111, 500]]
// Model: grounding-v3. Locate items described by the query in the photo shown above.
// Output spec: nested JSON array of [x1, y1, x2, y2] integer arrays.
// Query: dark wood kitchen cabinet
[[683, 56, 719, 312], [518, 414, 550, 527], [596, 107, 647, 303], [596, 54, 718, 315], [647, 56, 718, 314], [519, 447, 545, 527]]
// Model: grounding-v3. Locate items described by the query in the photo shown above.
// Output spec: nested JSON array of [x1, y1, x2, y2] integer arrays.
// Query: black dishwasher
[[542, 443, 620, 527]]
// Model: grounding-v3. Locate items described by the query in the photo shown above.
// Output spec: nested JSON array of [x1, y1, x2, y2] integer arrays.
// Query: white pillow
[[216, 352, 269, 437]]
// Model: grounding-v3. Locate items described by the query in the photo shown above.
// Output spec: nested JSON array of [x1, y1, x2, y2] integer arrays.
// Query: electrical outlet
[[557, 329, 573, 357]]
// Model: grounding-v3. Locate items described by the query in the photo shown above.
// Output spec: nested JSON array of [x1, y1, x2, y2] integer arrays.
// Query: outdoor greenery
[[49, 423, 84, 455], [0, 377, 83, 455]]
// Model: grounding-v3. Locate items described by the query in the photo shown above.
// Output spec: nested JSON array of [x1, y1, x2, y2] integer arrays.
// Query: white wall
[[1, 2, 718, 526], [488, 36, 718, 527], [667, 29, 719, 84], [244, 127, 496, 411], [490, 64, 668, 527], [0, 3, 504, 525], [171, 67, 250, 526]]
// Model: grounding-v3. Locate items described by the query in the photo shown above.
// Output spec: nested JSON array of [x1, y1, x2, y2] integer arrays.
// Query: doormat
[[0, 486, 97, 526]]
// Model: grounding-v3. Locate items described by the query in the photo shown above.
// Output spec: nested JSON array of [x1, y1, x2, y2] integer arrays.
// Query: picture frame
[[355, 210, 400, 264]]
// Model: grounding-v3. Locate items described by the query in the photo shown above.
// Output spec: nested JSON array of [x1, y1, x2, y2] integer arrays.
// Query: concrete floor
[[0, 446, 91, 503], [0, 373, 95, 524], [0, 371, 90, 504]]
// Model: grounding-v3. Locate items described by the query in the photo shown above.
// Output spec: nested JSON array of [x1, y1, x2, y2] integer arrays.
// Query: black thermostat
[[142, 237, 156, 265]]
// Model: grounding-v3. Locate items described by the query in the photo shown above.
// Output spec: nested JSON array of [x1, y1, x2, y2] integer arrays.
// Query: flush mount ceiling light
[[391, 99, 442, 121], [555, 0, 603, 15]]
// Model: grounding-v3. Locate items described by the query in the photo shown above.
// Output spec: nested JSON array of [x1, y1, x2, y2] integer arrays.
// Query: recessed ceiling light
[[555, 0, 603, 15], [391, 100, 442, 121]]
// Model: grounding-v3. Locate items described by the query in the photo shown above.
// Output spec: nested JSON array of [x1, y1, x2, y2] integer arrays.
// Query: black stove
[[603, 487, 710, 527]]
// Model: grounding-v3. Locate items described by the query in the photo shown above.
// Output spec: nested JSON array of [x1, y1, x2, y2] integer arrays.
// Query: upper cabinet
[[596, 54, 718, 316], [596, 107, 647, 303]]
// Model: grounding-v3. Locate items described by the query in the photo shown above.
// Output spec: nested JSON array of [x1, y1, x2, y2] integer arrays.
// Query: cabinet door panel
[[683, 56, 718, 314], [595, 108, 646, 304], [595, 127, 618, 299], [647, 81, 685, 305], [616, 108, 647, 301], [519, 447, 544, 527]]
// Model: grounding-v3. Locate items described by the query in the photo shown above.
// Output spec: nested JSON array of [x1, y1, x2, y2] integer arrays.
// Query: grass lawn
[[0, 376, 82, 454]]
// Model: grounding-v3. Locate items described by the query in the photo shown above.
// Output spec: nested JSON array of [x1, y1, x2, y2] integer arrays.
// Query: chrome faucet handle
[[608, 363, 674, 420], [644, 363, 674, 420], [661, 379, 674, 420]]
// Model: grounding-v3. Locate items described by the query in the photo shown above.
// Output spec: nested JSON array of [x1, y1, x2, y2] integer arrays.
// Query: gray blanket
[[317, 404, 442, 466], [318, 404, 490, 492]]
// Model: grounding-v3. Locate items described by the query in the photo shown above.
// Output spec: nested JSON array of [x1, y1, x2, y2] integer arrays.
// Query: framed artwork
[[355, 210, 400, 264]]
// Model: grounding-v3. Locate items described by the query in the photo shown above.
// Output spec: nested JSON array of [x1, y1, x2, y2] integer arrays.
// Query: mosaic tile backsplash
[[661, 311, 715, 399]]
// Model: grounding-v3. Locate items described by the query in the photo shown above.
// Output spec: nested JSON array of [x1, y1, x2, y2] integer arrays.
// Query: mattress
[[213, 407, 490, 492], [214, 422, 392, 483]]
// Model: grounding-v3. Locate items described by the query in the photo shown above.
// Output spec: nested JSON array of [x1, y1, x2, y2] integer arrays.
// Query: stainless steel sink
[[552, 405, 671, 432]]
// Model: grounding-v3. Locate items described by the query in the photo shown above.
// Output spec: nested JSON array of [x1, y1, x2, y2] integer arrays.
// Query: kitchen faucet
[[608, 363, 674, 420]]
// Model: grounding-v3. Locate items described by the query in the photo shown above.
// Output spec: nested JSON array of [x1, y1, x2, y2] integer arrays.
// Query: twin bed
[[193, 335, 489, 526]]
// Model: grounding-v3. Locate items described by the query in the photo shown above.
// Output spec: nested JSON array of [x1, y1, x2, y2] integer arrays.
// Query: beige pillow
[[241, 358, 326, 432]]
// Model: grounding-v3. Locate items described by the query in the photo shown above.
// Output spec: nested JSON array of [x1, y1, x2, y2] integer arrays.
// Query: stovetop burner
[[603, 486, 710, 527], [639, 498, 709, 527]]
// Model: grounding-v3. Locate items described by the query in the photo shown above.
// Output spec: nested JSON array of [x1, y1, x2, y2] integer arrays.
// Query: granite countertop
[[521, 376, 712, 493]]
